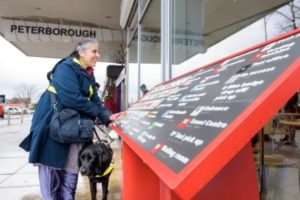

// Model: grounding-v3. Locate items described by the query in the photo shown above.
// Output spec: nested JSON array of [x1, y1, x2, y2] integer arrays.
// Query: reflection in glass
[[128, 31, 138, 106], [140, 0, 161, 96], [172, 0, 204, 65]]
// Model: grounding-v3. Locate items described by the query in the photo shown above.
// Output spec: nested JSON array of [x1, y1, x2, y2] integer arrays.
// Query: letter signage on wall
[[0, 19, 123, 43]]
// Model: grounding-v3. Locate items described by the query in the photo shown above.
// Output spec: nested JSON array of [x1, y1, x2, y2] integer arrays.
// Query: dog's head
[[78, 142, 113, 177]]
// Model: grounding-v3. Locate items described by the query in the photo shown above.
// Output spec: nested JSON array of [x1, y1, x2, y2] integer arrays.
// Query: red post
[[122, 142, 160, 200], [121, 142, 259, 200], [192, 143, 259, 200]]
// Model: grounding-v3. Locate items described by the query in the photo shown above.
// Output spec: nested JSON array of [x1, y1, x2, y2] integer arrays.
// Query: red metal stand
[[122, 142, 259, 200], [122, 142, 160, 200], [192, 143, 259, 200]]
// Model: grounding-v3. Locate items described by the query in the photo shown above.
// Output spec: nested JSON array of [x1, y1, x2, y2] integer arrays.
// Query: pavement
[[0, 114, 122, 200]]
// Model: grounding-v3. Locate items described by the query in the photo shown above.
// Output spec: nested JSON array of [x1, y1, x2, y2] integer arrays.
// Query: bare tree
[[13, 83, 38, 107], [266, 0, 300, 38]]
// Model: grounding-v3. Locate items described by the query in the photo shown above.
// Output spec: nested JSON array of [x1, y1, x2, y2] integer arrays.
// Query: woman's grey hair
[[47, 39, 99, 81], [69, 39, 99, 58]]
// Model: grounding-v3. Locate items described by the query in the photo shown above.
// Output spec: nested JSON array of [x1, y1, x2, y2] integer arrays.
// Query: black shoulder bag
[[49, 91, 94, 143]]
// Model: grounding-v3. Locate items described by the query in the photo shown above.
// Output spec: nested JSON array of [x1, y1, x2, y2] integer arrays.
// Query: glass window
[[172, 0, 300, 77], [127, 30, 138, 106], [171, 0, 204, 66], [140, 0, 161, 95], [128, 11, 138, 39], [139, 0, 149, 17]]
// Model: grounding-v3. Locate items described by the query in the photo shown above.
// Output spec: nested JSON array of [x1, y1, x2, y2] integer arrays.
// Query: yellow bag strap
[[47, 85, 57, 94], [88, 85, 94, 100], [73, 58, 82, 67], [72, 58, 94, 100], [47, 85, 93, 100], [47, 58, 94, 99]]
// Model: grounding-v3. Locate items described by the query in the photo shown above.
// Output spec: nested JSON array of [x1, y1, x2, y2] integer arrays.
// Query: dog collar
[[95, 164, 114, 178]]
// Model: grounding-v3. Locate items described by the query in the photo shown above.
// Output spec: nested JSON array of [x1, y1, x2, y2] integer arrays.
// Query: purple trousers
[[39, 164, 78, 200]]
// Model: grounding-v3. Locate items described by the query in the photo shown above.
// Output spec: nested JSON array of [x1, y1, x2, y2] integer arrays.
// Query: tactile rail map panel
[[114, 33, 300, 173]]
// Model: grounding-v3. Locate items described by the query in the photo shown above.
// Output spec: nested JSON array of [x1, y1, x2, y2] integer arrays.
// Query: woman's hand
[[109, 112, 125, 121]]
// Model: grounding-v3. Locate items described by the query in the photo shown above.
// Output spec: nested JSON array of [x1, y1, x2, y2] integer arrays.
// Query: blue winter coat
[[19, 57, 111, 169]]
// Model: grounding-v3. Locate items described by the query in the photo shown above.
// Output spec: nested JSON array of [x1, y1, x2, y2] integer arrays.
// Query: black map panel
[[114, 33, 300, 173]]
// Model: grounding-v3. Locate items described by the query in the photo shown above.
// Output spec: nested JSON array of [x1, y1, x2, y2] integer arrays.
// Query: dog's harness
[[93, 125, 115, 178], [95, 163, 114, 178]]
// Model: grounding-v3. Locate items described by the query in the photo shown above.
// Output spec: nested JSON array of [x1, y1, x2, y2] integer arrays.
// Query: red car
[[0, 105, 4, 118]]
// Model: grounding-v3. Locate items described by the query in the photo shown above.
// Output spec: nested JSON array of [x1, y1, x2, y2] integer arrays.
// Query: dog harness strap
[[95, 165, 114, 178]]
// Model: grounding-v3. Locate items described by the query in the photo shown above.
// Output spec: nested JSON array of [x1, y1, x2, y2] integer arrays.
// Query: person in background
[[104, 93, 117, 114], [19, 39, 122, 200], [140, 84, 149, 96], [95, 82, 100, 91], [94, 82, 102, 96]]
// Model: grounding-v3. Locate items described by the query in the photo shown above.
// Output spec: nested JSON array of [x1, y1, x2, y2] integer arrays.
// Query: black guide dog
[[78, 140, 114, 200]]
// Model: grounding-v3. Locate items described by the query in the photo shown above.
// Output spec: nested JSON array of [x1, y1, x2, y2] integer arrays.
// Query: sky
[[0, 36, 109, 101]]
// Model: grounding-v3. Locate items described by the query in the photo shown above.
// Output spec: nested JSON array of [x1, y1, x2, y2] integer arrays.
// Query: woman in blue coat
[[19, 39, 120, 199]]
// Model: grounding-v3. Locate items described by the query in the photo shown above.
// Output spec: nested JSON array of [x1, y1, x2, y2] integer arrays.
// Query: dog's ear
[[92, 147, 102, 167], [96, 150, 110, 167], [98, 153, 103, 168], [78, 142, 93, 167], [101, 149, 113, 165], [78, 147, 85, 168]]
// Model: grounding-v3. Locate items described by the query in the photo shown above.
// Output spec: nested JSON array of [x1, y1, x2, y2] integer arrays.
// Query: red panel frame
[[112, 28, 300, 199]]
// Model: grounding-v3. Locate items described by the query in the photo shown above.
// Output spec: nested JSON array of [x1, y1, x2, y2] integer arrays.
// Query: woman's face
[[79, 43, 100, 68]]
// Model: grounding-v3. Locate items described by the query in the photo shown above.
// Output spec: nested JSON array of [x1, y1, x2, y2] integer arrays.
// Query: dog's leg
[[89, 179, 97, 200], [101, 177, 109, 200]]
